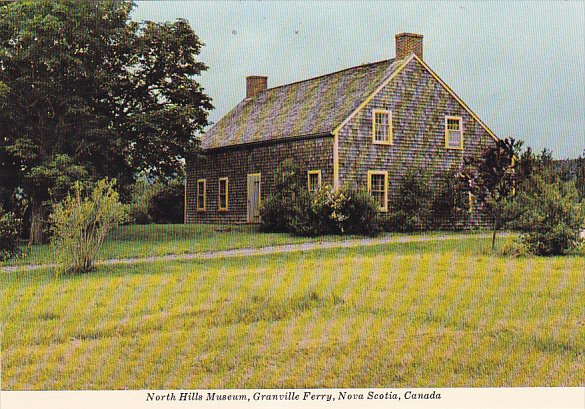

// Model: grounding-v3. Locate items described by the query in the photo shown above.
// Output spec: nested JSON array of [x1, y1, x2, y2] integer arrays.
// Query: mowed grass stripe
[[2, 236, 583, 389]]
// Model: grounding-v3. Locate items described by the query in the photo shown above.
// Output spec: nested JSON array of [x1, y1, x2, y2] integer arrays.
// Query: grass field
[[1, 230, 583, 389], [4, 224, 365, 267]]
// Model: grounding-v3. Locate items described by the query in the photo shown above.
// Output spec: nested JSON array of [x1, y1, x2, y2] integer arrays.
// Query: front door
[[247, 173, 261, 223]]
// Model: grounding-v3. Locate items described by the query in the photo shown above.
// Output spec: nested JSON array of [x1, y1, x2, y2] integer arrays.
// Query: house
[[186, 33, 498, 226]]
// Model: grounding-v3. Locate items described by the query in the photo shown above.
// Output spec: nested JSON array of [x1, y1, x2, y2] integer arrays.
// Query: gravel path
[[1, 233, 498, 273]]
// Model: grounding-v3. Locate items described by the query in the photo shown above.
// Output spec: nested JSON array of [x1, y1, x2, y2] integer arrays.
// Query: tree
[[0, 1, 212, 243], [461, 138, 523, 251]]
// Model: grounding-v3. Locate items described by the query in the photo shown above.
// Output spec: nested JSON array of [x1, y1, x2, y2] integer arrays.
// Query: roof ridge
[[261, 58, 395, 94]]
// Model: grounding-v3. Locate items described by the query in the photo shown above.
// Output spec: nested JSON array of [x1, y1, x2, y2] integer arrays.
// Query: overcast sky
[[132, 1, 584, 159]]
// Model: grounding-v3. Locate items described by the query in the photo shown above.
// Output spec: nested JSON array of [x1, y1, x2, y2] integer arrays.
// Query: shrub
[[259, 159, 303, 233], [336, 188, 381, 236], [284, 185, 381, 237], [515, 176, 584, 256], [50, 179, 127, 274], [128, 178, 184, 224], [387, 168, 433, 232], [149, 178, 184, 224], [499, 236, 530, 257], [0, 206, 21, 261]]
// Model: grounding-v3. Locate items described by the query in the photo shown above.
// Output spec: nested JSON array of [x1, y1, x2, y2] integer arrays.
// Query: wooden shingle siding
[[186, 136, 334, 223], [337, 58, 494, 228]]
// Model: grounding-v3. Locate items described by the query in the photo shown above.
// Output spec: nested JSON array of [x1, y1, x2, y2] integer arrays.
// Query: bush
[[499, 236, 530, 257], [0, 206, 21, 261], [386, 168, 433, 232], [259, 159, 303, 233], [128, 178, 184, 224], [515, 176, 584, 256], [149, 179, 184, 224], [266, 184, 381, 237], [336, 188, 381, 236], [50, 179, 127, 274]]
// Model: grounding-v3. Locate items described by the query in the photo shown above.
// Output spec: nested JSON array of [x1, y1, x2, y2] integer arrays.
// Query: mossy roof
[[201, 58, 402, 150]]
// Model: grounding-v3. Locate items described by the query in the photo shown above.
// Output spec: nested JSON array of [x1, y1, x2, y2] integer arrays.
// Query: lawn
[[1, 232, 583, 389], [3, 224, 351, 267], [3, 223, 486, 267]]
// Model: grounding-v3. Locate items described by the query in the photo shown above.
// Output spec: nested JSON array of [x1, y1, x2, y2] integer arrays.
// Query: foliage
[[385, 167, 469, 232], [284, 185, 381, 237], [0, 0, 212, 242], [259, 159, 303, 233], [0, 206, 20, 261], [513, 175, 584, 256], [461, 138, 523, 250], [431, 169, 471, 229], [128, 177, 184, 224], [260, 161, 380, 236], [499, 236, 530, 258], [148, 178, 184, 224], [50, 178, 127, 274], [386, 168, 434, 232]]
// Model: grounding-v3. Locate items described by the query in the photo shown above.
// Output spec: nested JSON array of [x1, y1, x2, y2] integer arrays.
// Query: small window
[[218, 177, 228, 211], [445, 116, 463, 149], [372, 109, 393, 145], [196, 179, 206, 211], [307, 170, 322, 192], [367, 171, 388, 212]]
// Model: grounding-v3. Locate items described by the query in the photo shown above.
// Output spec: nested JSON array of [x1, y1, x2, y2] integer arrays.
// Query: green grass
[[2, 235, 583, 389], [4, 224, 349, 266], [3, 223, 488, 267]]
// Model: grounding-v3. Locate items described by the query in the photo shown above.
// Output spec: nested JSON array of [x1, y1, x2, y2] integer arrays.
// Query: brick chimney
[[395, 33, 423, 60], [246, 76, 268, 99]]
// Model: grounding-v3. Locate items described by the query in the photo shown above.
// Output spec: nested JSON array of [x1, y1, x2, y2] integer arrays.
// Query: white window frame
[[367, 170, 388, 212], [445, 116, 464, 150], [372, 109, 393, 145], [307, 170, 322, 192], [218, 177, 229, 211], [196, 179, 206, 212]]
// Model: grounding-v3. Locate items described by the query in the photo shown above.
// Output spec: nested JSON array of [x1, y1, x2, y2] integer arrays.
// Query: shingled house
[[186, 33, 498, 225]]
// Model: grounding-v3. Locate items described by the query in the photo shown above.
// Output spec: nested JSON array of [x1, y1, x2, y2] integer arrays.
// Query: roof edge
[[411, 54, 499, 142], [332, 53, 500, 143], [332, 54, 416, 134]]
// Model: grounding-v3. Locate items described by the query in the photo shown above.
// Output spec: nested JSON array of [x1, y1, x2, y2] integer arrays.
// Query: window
[[307, 170, 321, 192], [367, 171, 388, 212], [445, 116, 463, 149], [218, 177, 228, 211], [372, 109, 393, 145], [196, 179, 206, 211]]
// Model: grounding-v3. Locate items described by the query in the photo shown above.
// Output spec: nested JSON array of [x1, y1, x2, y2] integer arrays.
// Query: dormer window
[[372, 109, 393, 145], [445, 116, 463, 149]]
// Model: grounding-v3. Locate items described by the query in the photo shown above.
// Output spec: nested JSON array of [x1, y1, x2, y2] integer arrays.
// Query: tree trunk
[[491, 219, 498, 253], [30, 199, 44, 245]]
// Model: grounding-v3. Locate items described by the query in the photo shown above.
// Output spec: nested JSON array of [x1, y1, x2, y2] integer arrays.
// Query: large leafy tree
[[0, 0, 212, 243]]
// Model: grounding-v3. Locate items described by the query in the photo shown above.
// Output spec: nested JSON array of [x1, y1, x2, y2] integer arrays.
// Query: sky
[[132, 1, 585, 159]]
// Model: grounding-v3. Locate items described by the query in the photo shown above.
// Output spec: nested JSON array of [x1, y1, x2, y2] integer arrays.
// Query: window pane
[[448, 130, 461, 147], [374, 112, 390, 142], [309, 173, 319, 191]]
